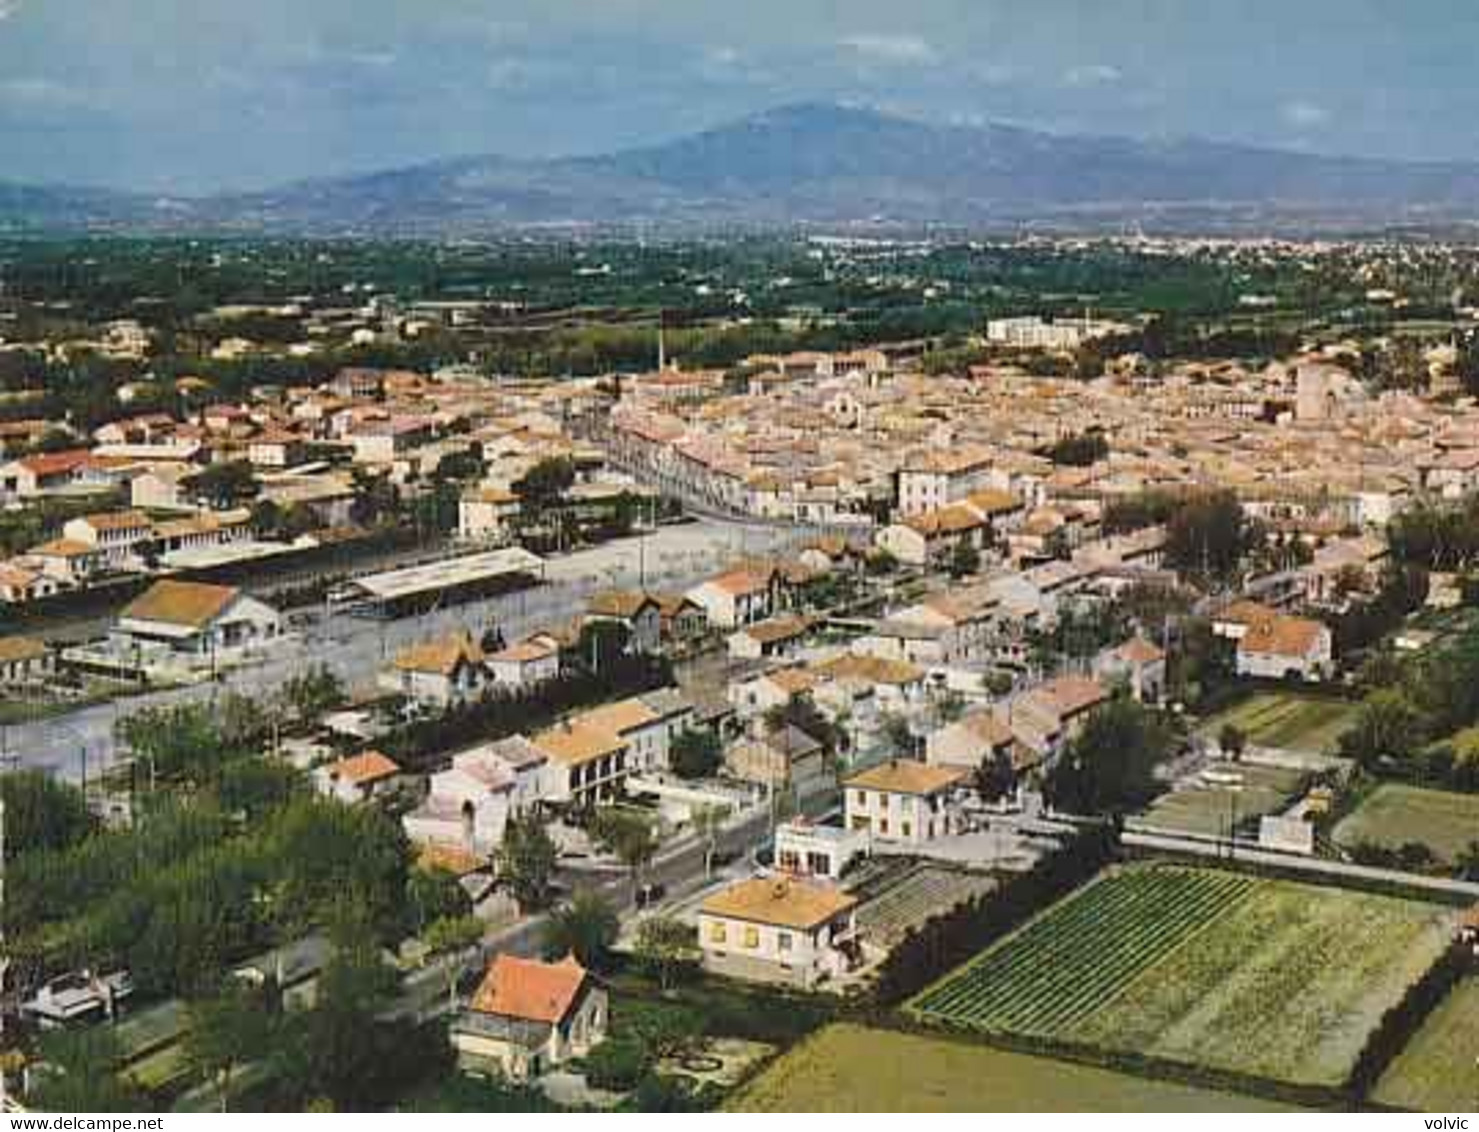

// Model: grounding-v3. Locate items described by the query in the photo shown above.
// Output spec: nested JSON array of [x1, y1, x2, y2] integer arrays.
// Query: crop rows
[[910, 867, 1258, 1036]]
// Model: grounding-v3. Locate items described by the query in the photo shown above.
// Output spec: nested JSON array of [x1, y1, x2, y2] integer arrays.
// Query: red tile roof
[[469, 954, 588, 1024]]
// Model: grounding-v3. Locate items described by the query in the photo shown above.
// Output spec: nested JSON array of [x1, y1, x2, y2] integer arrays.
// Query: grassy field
[[1333, 783, 1479, 863], [1137, 761, 1306, 836], [728, 1023, 1304, 1112], [1373, 977, 1479, 1113], [1199, 692, 1358, 753], [909, 864, 1456, 1087]]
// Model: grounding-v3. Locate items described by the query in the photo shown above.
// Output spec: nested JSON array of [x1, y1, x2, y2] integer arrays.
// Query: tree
[[189, 460, 259, 508], [881, 713, 917, 758], [496, 812, 559, 911], [0, 770, 91, 860], [1217, 722, 1247, 762], [590, 807, 659, 900], [423, 915, 484, 1011], [949, 538, 981, 578], [1043, 697, 1175, 816], [1042, 430, 1109, 467], [276, 946, 398, 1109], [1164, 492, 1255, 581], [973, 747, 1016, 803], [692, 802, 730, 878], [185, 982, 274, 1112], [513, 456, 575, 510], [633, 916, 698, 991], [669, 728, 722, 779], [407, 866, 472, 934], [279, 665, 345, 729], [577, 619, 631, 675], [542, 889, 619, 969], [29, 1028, 144, 1113]]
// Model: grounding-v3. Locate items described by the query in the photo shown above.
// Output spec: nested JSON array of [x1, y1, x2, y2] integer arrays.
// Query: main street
[[9, 518, 804, 781]]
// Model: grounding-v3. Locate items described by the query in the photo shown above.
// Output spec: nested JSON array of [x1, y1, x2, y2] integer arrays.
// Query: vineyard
[[910, 867, 1256, 1034], [908, 864, 1456, 1086]]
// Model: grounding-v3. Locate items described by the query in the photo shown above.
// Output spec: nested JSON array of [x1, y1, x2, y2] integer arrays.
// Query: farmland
[[1136, 761, 1306, 836], [1333, 783, 1479, 863], [909, 864, 1456, 1087], [727, 1023, 1304, 1112], [1373, 977, 1479, 1112], [1199, 691, 1358, 753]]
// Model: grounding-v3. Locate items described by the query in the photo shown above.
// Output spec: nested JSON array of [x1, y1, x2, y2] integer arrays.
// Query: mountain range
[[7, 103, 1479, 235]]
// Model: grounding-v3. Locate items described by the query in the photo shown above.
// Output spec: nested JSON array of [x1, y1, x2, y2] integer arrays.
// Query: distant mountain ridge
[[7, 102, 1479, 234]]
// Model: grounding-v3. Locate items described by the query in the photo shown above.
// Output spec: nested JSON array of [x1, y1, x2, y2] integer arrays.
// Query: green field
[[1333, 783, 1479, 863], [1200, 692, 1358, 753], [727, 1023, 1303, 1112], [909, 865, 1455, 1087], [1374, 977, 1479, 1112], [1137, 762, 1306, 836]]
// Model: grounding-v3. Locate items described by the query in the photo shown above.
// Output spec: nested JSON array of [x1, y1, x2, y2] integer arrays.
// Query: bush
[[583, 1037, 651, 1092]]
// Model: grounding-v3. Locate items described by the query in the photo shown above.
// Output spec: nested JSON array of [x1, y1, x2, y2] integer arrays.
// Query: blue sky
[[1, 0, 1475, 193]]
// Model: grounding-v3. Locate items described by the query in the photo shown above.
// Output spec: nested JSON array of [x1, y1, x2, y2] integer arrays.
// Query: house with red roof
[[450, 954, 608, 1080]]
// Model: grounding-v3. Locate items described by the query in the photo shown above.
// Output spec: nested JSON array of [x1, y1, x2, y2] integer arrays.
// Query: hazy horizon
[[4, 1, 1479, 194]]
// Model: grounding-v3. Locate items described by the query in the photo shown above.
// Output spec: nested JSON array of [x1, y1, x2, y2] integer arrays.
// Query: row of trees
[[1338, 623, 1479, 791]]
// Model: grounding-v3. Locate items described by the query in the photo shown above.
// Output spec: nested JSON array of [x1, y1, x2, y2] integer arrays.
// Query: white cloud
[[1063, 63, 1122, 87], [971, 62, 1018, 86], [838, 33, 937, 65], [0, 1, 22, 20], [1282, 99, 1330, 127]]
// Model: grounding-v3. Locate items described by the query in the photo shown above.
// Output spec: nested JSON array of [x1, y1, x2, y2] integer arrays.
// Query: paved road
[[397, 801, 773, 1022], [1123, 827, 1479, 899], [11, 519, 803, 782]]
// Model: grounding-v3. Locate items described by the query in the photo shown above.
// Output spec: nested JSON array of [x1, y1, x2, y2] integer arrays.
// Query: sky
[[2, 0, 1478, 194]]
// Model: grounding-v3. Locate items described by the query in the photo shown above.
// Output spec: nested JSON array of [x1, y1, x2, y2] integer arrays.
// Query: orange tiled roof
[[469, 954, 588, 1024]]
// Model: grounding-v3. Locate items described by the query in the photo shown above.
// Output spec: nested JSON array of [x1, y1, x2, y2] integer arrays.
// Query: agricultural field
[[1199, 692, 1358, 753], [1136, 761, 1306, 836], [854, 863, 998, 948], [728, 1023, 1304, 1112], [1373, 977, 1479, 1112], [909, 864, 1456, 1087], [1333, 783, 1479, 863]]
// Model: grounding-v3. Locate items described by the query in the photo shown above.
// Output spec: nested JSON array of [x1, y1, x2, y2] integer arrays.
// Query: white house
[[110, 580, 282, 674], [382, 630, 492, 707], [486, 636, 560, 691], [698, 876, 858, 989], [774, 819, 868, 880], [313, 749, 401, 805], [1235, 615, 1333, 682], [843, 760, 966, 845], [686, 566, 779, 629], [403, 736, 551, 854]]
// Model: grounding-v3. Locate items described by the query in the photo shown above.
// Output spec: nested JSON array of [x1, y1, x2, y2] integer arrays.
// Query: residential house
[[486, 636, 560, 691], [728, 614, 813, 661], [403, 736, 551, 853], [459, 486, 522, 544], [725, 724, 830, 803], [843, 760, 966, 845], [0, 635, 53, 687], [61, 511, 156, 572], [698, 876, 858, 989], [1095, 636, 1167, 703], [686, 566, 780, 629], [382, 631, 491, 707], [1236, 615, 1334, 682], [313, 750, 402, 805], [774, 819, 869, 880], [110, 580, 282, 673], [584, 590, 662, 654], [451, 954, 607, 1081], [533, 721, 631, 808]]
